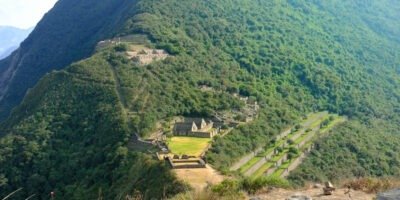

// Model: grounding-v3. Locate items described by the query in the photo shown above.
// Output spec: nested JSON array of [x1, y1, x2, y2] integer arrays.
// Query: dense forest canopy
[[0, 0, 399, 199]]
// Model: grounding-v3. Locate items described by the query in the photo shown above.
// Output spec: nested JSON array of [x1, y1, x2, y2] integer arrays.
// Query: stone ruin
[[126, 48, 169, 65], [165, 155, 206, 169]]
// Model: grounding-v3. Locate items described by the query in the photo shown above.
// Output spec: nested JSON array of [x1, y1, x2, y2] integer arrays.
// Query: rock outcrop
[[377, 189, 400, 200]]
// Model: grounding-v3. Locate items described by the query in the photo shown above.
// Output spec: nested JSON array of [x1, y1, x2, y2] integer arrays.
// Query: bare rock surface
[[377, 189, 400, 200]]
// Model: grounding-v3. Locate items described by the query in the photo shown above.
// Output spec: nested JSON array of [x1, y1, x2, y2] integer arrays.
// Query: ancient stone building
[[173, 118, 219, 138]]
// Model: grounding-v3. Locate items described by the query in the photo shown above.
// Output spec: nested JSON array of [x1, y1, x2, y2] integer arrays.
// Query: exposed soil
[[173, 164, 225, 191], [251, 187, 375, 200]]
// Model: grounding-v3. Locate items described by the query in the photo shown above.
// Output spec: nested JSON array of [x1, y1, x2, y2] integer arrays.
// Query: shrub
[[275, 147, 283, 153], [288, 147, 299, 154], [241, 177, 267, 194], [211, 180, 241, 196], [262, 176, 291, 189], [114, 44, 128, 52], [241, 176, 291, 194]]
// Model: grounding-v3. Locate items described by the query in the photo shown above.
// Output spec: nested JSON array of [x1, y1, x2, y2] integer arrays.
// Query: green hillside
[[0, 0, 400, 199], [0, 52, 187, 199], [0, 0, 140, 120]]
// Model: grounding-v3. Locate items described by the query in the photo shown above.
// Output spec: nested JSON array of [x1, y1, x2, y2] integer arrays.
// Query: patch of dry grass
[[343, 178, 400, 193]]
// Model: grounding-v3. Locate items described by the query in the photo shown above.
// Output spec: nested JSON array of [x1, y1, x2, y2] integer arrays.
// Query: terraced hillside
[[231, 112, 346, 178], [0, 0, 399, 198]]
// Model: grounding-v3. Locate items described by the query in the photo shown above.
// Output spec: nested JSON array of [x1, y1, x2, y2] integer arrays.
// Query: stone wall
[[230, 147, 263, 171], [167, 157, 207, 169], [173, 163, 206, 169], [281, 146, 313, 177], [276, 128, 292, 141], [265, 167, 276, 176], [244, 150, 275, 176], [230, 127, 292, 171], [189, 131, 212, 138]]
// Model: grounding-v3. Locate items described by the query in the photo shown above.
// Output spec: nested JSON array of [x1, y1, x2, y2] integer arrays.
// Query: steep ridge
[[0, 26, 32, 59], [0, 0, 139, 120]]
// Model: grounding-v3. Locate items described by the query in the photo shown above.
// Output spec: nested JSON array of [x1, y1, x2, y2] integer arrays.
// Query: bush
[[275, 147, 283, 153], [288, 147, 299, 154], [211, 180, 241, 196], [262, 176, 291, 189], [241, 177, 267, 194], [241, 176, 291, 194], [114, 44, 128, 52]]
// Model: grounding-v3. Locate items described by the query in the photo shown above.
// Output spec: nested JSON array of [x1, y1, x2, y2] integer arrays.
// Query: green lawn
[[167, 137, 211, 156]]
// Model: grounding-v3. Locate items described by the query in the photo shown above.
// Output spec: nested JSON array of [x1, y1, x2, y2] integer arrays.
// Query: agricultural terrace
[[232, 112, 346, 179]]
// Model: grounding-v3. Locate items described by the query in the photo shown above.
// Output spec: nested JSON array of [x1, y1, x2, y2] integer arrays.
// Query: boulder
[[323, 181, 335, 195], [377, 189, 400, 200], [325, 181, 334, 189], [313, 183, 323, 188]]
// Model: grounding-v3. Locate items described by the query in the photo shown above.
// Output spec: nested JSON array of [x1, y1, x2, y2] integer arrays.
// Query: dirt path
[[173, 165, 224, 191], [110, 66, 128, 108], [109, 65, 152, 146], [220, 128, 234, 137], [252, 187, 374, 200], [129, 77, 146, 110]]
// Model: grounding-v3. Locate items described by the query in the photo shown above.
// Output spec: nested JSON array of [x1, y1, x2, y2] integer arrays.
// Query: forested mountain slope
[[0, 0, 139, 120], [0, 0, 399, 199], [0, 52, 186, 199]]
